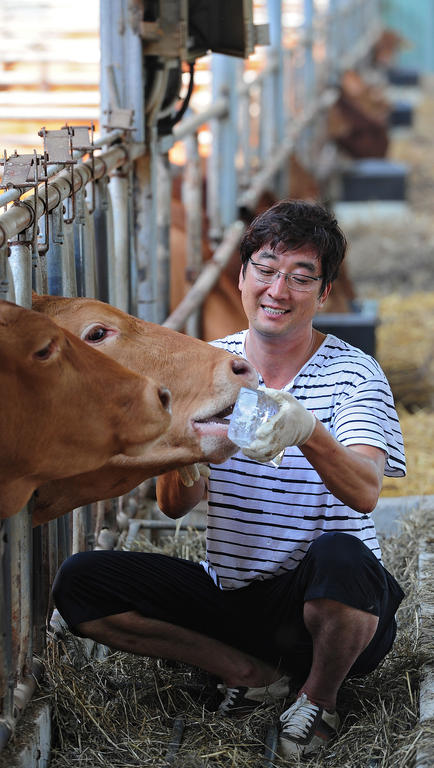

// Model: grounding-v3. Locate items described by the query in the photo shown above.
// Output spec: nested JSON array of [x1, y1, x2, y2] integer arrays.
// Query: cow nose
[[158, 386, 172, 413], [231, 357, 254, 377]]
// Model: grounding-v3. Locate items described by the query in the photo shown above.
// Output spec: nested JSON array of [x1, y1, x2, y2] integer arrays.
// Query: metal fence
[[0, 0, 382, 753]]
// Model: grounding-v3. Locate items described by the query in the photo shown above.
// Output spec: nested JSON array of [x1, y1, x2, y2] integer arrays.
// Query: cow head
[[32, 294, 258, 468], [0, 300, 171, 518]]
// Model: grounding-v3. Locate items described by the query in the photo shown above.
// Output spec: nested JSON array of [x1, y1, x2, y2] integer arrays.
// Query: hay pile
[[38, 506, 433, 768], [375, 291, 434, 498], [377, 292, 434, 413]]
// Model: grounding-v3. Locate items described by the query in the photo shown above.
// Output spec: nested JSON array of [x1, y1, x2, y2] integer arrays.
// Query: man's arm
[[301, 420, 385, 515], [156, 467, 208, 520], [241, 388, 386, 515]]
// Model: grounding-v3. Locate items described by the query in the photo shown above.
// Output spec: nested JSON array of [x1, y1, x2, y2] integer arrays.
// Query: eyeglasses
[[248, 258, 323, 292]]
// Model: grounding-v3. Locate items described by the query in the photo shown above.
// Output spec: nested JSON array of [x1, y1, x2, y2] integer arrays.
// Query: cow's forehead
[[0, 301, 57, 335]]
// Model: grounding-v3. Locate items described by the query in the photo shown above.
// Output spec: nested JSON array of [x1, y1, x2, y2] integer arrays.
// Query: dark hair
[[239, 199, 347, 295]]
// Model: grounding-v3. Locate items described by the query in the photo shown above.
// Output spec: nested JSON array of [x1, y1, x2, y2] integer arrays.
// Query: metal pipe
[[83, 203, 97, 299], [9, 515, 23, 681], [8, 243, 32, 308], [62, 220, 78, 297], [263, 725, 279, 768], [74, 187, 97, 298], [0, 144, 138, 248], [108, 173, 129, 311], [0, 127, 127, 209], [93, 177, 110, 302], [171, 97, 228, 142], [184, 134, 203, 338], [72, 507, 91, 555], [137, 124, 159, 324], [156, 153, 171, 324], [16, 509, 33, 680], [0, 518, 13, 727], [164, 717, 185, 767], [46, 205, 66, 296], [105, 182, 116, 303], [0, 658, 44, 752]]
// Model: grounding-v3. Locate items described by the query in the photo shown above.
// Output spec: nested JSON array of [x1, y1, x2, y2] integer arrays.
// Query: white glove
[[242, 387, 316, 463], [177, 463, 211, 488]]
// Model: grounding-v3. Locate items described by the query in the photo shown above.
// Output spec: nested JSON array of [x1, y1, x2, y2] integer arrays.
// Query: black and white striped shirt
[[201, 331, 406, 590]]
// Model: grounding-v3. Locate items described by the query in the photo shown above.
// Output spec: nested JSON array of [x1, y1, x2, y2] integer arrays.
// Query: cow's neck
[[245, 327, 322, 390]]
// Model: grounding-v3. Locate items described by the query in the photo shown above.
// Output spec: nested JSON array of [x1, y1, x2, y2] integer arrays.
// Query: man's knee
[[52, 552, 92, 598], [308, 532, 370, 574]]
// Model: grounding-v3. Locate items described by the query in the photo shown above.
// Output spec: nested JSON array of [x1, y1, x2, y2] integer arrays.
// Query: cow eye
[[84, 326, 107, 342], [34, 340, 56, 361]]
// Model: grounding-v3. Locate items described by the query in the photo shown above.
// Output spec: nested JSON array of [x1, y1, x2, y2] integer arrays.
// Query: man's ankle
[[297, 687, 336, 713]]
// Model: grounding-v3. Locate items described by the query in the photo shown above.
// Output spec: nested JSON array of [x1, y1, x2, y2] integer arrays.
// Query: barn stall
[[0, 1, 433, 765]]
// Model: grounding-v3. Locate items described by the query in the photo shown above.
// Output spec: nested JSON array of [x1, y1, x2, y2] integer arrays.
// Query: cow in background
[[0, 301, 171, 519], [31, 293, 258, 525], [372, 29, 407, 68], [170, 154, 356, 343], [327, 69, 391, 159]]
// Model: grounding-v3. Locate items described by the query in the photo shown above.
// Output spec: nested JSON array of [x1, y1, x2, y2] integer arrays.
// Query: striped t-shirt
[[200, 331, 406, 590]]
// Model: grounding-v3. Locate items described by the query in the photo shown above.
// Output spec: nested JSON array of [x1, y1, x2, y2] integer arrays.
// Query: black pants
[[53, 532, 404, 681]]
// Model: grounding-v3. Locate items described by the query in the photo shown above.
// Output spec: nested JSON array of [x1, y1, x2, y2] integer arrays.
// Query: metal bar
[[265, 1, 285, 195], [184, 133, 203, 338], [156, 153, 172, 325], [108, 173, 130, 310], [46, 205, 66, 296], [72, 507, 91, 555], [16, 509, 33, 680], [164, 716, 185, 767], [74, 188, 97, 299], [8, 242, 32, 308], [0, 127, 126, 209], [0, 143, 142, 248], [105, 182, 116, 303], [136, 125, 159, 323], [100, 0, 146, 144], [83, 201, 97, 299], [208, 56, 240, 237], [93, 177, 110, 302], [263, 725, 279, 768], [0, 519, 13, 728], [170, 96, 228, 143], [8, 515, 22, 685], [0, 658, 44, 752]]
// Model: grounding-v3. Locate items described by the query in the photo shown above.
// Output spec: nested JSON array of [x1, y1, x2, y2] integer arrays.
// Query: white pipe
[[108, 174, 129, 311]]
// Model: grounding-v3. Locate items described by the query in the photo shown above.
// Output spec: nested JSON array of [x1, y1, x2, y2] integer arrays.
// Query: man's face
[[238, 244, 331, 338]]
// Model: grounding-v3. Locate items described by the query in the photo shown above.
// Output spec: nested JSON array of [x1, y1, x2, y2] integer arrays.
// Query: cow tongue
[[195, 403, 234, 424]]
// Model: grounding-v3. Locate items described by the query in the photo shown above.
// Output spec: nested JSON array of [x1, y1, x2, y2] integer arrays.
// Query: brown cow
[[31, 294, 258, 525], [170, 160, 356, 342], [327, 69, 390, 159], [0, 300, 171, 519]]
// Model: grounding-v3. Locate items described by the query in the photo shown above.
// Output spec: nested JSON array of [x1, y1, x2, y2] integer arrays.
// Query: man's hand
[[242, 388, 316, 463], [177, 463, 211, 488]]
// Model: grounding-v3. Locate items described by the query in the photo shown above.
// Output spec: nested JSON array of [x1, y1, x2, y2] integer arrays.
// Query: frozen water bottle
[[228, 387, 280, 449]]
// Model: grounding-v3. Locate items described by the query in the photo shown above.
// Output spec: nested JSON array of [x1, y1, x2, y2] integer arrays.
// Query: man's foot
[[279, 692, 340, 756], [217, 675, 291, 716]]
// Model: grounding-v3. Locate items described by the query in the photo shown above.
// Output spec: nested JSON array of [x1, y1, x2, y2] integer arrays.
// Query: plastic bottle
[[228, 387, 280, 448]]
